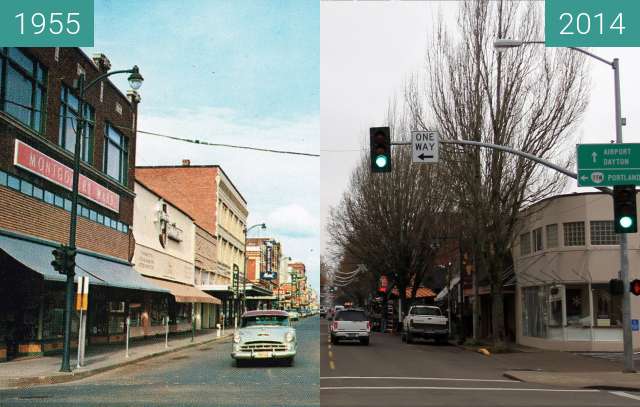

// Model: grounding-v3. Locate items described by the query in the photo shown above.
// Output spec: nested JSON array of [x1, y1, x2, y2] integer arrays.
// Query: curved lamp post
[[494, 38, 633, 373], [60, 66, 143, 372], [241, 223, 266, 315]]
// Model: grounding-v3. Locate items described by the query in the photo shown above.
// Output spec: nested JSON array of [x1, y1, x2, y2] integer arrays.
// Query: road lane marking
[[320, 386, 600, 392], [329, 360, 335, 370], [610, 391, 640, 401], [320, 376, 517, 383], [328, 351, 333, 358]]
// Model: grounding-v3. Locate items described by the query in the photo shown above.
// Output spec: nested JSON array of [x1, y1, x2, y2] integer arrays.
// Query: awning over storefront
[[143, 276, 221, 304], [435, 276, 461, 302], [0, 231, 169, 293]]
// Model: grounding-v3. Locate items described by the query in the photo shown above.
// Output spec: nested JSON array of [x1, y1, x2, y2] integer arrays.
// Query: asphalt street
[[0, 316, 320, 407], [319, 319, 640, 407]]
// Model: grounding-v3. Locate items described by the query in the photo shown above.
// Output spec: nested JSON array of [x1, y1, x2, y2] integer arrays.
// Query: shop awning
[[143, 277, 221, 304], [0, 232, 169, 293], [435, 276, 461, 302]]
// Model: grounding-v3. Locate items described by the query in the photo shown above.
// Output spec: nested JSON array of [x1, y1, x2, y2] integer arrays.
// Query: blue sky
[[86, 0, 320, 291]]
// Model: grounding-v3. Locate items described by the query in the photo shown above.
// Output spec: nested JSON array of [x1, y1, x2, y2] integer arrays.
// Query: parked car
[[288, 310, 300, 321], [320, 307, 327, 318], [231, 310, 296, 367], [329, 309, 370, 345], [401, 305, 448, 344]]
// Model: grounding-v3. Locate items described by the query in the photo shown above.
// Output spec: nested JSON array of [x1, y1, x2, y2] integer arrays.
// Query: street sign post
[[412, 131, 439, 164], [75, 276, 88, 368], [577, 143, 640, 187]]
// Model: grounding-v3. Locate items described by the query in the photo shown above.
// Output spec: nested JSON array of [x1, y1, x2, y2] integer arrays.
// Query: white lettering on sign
[[412, 131, 439, 164]]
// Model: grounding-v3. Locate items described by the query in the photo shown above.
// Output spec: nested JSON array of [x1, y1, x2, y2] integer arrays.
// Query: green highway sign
[[577, 143, 640, 187]]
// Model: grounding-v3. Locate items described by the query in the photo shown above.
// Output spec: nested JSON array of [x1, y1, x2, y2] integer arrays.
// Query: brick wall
[[0, 185, 130, 259], [136, 167, 218, 235]]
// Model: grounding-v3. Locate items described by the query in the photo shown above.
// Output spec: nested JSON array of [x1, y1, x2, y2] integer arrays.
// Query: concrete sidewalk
[[0, 328, 234, 389], [488, 347, 640, 391], [504, 370, 640, 391]]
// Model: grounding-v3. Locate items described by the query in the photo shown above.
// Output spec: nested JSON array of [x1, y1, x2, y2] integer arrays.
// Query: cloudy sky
[[321, 1, 640, 256], [86, 0, 320, 290]]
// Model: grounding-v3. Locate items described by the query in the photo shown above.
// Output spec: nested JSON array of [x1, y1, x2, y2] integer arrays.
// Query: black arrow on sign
[[418, 154, 434, 160]]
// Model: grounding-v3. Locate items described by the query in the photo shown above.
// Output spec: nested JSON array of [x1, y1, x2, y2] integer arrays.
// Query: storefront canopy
[[143, 277, 221, 304], [0, 232, 169, 293]]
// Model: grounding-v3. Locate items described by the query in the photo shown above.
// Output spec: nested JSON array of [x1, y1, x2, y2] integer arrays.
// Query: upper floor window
[[546, 224, 559, 248], [533, 228, 543, 252], [59, 85, 94, 163], [563, 222, 585, 246], [590, 220, 619, 245], [104, 123, 128, 185], [0, 48, 47, 132], [519, 232, 531, 256]]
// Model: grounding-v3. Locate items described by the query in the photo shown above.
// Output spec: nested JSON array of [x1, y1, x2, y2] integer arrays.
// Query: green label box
[[0, 0, 94, 47], [546, 0, 640, 47]]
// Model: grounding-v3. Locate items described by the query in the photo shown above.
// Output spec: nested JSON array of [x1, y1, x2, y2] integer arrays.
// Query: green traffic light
[[375, 154, 388, 168], [619, 216, 634, 229]]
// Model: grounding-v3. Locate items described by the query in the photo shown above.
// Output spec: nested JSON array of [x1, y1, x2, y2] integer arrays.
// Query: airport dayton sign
[[577, 143, 640, 187]]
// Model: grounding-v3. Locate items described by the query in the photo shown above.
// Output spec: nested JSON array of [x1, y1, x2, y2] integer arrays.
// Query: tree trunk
[[491, 280, 506, 351]]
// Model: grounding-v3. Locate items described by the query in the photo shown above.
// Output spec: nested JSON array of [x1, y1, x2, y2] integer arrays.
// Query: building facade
[[246, 237, 283, 309], [513, 192, 640, 351], [0, 48, 166, 361], [132, 182, 220, 336], [135, 162, 248, 326]]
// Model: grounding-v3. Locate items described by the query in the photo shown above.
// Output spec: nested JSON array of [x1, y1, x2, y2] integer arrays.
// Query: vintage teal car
[[231, 310, 296, 367]]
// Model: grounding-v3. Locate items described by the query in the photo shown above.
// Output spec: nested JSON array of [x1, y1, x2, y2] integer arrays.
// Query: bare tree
[[406, 0, 589, 348], [327, 105, 455, 315]]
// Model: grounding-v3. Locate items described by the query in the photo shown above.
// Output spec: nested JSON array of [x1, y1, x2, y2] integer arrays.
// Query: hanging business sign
[[14, 140, 120, 212], [261, 243, 276, 281]]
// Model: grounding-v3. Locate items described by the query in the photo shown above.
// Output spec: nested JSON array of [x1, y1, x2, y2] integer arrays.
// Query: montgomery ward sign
[[13, 140, 119, 213]]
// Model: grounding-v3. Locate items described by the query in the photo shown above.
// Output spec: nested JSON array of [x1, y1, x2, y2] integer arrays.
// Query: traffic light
[[631, 279, 640, 296], [51, 246, 66, 274], [370, 127, 391, 173], [609, 278, 624, 296], [613, 185, 637, 233], [64, 247, 76, 272]]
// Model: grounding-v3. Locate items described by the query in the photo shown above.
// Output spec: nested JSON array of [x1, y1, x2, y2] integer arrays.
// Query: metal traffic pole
[[165, 316, 169, 348], [612, 58, 635, 373], [125, 316, 130, 358]]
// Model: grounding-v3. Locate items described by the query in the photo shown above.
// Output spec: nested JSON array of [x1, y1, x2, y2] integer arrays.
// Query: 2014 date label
[[546, 0, 640, 47]]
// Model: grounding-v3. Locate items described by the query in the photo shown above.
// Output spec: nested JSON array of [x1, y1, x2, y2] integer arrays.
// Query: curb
[[0, 333, 233, 390], [502, 372, 640, 392]]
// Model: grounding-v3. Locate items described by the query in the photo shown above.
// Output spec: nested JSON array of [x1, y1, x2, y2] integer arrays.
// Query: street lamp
[[59, 65, 143, 373], [495, 39, 633, 373], [241, 223, 266, 315]]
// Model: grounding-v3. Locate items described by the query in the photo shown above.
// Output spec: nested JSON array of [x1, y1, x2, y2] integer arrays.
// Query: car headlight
[[233, 333, 241, 344], [285, 332, 295, 342]]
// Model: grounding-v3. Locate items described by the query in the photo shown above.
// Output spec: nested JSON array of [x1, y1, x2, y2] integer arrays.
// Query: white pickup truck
[[401, 305, 448, 344], [329, 309, 370, 345]]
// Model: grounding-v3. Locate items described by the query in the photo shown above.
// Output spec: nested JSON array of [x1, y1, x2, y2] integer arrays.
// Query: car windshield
[[335, 310, 366, 321], [410, 307, 441, 316], [241, 315, 289, 327]]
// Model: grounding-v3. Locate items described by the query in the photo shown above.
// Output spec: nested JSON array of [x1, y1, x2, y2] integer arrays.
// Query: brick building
[[136, 162, 249, 326], [0, 48, 165, 361]]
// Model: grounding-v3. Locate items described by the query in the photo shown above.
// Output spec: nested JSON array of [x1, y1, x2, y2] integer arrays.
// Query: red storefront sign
[[13, 140, 120, 213]]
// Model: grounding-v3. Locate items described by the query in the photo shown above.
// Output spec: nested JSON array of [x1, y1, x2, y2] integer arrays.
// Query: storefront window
[[522, 286, 547, 338], [592, 284, 622, 327], [150, 297, 168, 326], [41, 290, 79, 339], [565, 285, 590, 327], [128, 303, 143, 328], [174, 303, 192, 324]]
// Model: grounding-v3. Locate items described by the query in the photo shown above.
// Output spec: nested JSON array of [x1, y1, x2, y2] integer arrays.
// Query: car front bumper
[[231, 350, 296, 360]]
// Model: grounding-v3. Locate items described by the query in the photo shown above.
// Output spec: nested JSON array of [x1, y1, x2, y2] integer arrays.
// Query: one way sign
[[412, 131, 439, 164]]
